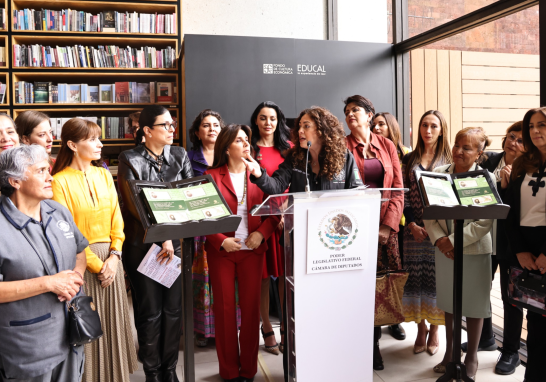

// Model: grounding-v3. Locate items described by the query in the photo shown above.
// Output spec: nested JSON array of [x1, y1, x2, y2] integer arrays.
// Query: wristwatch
[[110, 250, 122, 260]]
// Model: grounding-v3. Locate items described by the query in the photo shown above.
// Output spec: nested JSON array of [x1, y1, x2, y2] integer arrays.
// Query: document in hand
[[137, 244, 181, 288]]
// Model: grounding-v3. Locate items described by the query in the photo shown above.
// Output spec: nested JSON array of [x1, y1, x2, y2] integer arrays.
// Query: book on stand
[[415, 169, 501, 208]]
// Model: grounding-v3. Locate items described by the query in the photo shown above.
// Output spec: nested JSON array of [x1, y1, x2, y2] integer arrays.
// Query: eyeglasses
[[153, 121, 177, 131], [507, 133, 523, 146]]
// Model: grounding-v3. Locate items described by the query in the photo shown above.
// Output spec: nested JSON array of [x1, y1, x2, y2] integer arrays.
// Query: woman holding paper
[[424, 126, 494, 380], [51, 118, 138, 382], [118, 105, 193, 382], [205, 124, 280, 382]]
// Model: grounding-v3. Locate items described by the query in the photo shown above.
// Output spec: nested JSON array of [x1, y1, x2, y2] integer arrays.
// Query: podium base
[[436, 362, 474, 382]]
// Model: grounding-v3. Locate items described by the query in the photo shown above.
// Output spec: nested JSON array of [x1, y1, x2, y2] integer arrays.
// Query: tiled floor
[[129, 321, 527, 381]]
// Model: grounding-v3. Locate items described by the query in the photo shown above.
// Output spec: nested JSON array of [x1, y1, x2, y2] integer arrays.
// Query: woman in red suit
[[205, 124, 280, 382]]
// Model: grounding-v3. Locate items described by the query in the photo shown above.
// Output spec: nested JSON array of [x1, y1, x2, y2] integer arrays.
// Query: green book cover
[[142, 183, 230, 224], [454, 176, 497, 206], [420, 176, 460, 206]]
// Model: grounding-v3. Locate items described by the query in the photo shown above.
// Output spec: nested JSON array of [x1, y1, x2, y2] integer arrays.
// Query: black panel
[[184, 34, 395, 144]]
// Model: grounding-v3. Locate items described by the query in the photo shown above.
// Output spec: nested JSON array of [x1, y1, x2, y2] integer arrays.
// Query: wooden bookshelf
[[12, 0, 178, 36], [0, 110, 9, 115], [12, 35, 179, 70], [7, 0, 183, 153]]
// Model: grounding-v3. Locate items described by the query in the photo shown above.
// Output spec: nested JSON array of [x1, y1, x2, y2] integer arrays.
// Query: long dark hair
[[373, 112, 406, 158], [404, 110, 452, 182], [210, 124, 253, 169], [250, 101, 291, 158], [289, 106, 346, 180], [135, 105, 169, 145], [512, 107, 546, 179], [189, 109, 225, 150], [51, 118, 103, 175]]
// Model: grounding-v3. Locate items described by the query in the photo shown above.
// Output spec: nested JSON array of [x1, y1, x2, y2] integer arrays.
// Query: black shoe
[[461, 338, 497, 352], [223, 379, 240, 382], [373, 341, 384, 371], [163, 369, 179, 382], [145, 373, 162, 382], [239, 377, 254, 382], [388, 324, 406, 341], [495, 351, 521, 375]]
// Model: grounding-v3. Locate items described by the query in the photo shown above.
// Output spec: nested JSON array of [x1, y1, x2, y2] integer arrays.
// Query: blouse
[[520, 173, 546, 226], [52, 165, 124, 273], [230, 171, 250, 250]]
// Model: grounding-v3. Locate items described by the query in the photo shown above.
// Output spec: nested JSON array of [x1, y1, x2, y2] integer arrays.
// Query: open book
[[415, 169, 500, 208]]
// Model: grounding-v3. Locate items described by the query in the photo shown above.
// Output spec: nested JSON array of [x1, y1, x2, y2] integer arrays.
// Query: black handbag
[[66, 294, 103, 346], [507, 266, 546, 315]]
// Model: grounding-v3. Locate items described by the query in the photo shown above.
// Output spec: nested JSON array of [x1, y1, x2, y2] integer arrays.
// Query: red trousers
[[208, 249, 264, 379]]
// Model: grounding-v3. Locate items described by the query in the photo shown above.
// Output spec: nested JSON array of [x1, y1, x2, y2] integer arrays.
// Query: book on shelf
[[415, 169, 501, 208], [13, 44, 176, 69], [15, 81, 178, 104], [0, 47, 5, 67], [0, 83, 6, 104], [0, 8, 5, 30], [14, 9, 177, 34]]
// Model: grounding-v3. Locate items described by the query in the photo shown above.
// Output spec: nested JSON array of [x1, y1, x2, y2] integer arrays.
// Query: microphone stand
[[305, 141, 311, 194]]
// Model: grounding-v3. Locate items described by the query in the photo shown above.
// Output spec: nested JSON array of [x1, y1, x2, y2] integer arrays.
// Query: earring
[[74, 152, 78, 157]]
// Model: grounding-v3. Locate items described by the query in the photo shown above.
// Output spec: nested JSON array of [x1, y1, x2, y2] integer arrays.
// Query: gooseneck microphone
[[305, 141, 311, 193]]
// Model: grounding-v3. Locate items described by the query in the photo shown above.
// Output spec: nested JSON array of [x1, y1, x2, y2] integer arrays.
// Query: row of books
[[0, 9, 5, 30], [0, 83, 6, 104], [14, 81, 177, 104], [0, 47, 5, 67], [13, 44, 177, 69], [51, 116, 179, 140], [13, 9, 177, 34]]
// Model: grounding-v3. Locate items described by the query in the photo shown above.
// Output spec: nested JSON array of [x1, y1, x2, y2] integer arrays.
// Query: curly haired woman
[[247, 106, 363, 193]]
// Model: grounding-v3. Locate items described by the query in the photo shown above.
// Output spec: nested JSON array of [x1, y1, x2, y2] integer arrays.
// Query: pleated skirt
[[82, 242, 139, 382]]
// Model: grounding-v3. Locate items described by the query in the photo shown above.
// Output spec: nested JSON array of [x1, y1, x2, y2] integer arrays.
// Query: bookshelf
[[5, 0, 183, 168]]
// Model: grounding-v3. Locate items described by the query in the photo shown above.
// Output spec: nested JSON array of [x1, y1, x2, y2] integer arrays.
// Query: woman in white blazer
[[424, 126, 494, 380]]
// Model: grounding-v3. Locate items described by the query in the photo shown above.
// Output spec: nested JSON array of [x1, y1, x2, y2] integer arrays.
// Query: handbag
[[507, 266, 546, 315], [66, 292, 103, 346], [374, 245, 409, 326]]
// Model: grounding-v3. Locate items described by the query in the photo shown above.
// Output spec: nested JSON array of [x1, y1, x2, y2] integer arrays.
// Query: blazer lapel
[[220, 165, 237, 198]]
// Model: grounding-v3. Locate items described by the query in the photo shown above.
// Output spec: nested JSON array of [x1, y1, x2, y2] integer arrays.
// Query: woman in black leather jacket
[[117, 105, 194, 382]]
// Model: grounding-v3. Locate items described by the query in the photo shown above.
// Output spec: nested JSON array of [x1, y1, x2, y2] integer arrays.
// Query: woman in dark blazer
[[204, 124, 279, 382], [117, 105, 194, 382], [505, 108, 546, 382], [470, 121, 525, 375]]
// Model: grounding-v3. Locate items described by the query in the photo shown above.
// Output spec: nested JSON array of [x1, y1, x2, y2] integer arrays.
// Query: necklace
[[229, 168, 247, 205], [144, 145, 164, 168]]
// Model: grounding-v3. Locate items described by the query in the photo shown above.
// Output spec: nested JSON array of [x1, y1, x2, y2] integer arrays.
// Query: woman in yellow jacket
[[52, 118, 138, 382]]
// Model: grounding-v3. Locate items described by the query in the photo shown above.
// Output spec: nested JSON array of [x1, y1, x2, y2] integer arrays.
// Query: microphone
[[305, 141, 311, 193]]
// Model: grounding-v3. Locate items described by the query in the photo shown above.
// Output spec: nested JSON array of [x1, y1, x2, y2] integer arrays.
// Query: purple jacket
[[187, 146, 209, 176]]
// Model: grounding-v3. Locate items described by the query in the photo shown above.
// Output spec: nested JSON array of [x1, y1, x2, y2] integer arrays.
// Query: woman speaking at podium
[[204, 124, 280, 382], [247, 106, 363, 193]]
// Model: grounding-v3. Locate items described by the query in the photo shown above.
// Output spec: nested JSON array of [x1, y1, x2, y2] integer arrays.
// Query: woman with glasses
[[118, 105, 193, 382], [466, 122, 525, 376]]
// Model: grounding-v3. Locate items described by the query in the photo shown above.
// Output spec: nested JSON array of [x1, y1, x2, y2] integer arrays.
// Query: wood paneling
[[463, 80, 540, 95], [424, 49, 438, 111], [411, 49, 425, 148], [462, 122, 518, 135], [462, 66, 539, 82], [463, 108, 528, 122], [449, 51, 462, 145], [462, 51, 540, 68], [463, 94, 540, 109], [437, 50, 450, 132]]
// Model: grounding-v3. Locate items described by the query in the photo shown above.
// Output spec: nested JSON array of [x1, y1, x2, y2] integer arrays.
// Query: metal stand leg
[[182, 238, 195, 382], [436, 220, 473, 382]]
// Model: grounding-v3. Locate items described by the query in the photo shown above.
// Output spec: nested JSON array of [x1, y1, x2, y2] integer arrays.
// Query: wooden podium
[[251, 188, 405, 382]]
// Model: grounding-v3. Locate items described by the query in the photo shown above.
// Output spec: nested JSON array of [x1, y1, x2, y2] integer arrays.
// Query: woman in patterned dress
[[401, 110, 452, 356]]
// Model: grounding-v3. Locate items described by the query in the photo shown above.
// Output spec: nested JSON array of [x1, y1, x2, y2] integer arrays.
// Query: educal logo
[[297, 64, 326, 76], [318, 209, 358, 251], [263, 64, 293, 74]]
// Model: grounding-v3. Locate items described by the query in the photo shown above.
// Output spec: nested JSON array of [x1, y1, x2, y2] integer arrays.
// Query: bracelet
[[74, 270, 85, 283], [110, 250, 122, 260]]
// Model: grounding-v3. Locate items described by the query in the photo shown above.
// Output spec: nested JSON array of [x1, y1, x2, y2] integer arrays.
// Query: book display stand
[[416, 170, 510, 382], [127, 175, 241, 382], [251, 188, 405, 382]]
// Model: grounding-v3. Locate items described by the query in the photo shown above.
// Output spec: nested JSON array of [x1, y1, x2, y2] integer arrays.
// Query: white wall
[[337, 0, 388, 43], [182, 0, 327, 40]]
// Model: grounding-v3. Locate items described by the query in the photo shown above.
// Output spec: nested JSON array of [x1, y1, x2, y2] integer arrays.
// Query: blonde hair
[[454, 126, 492, 163]]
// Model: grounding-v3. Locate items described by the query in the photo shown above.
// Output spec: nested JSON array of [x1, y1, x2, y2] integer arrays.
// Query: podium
[[251, 188, 405, 382]]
